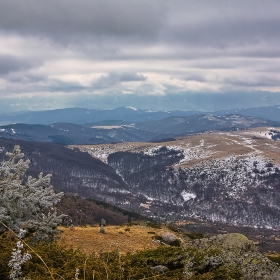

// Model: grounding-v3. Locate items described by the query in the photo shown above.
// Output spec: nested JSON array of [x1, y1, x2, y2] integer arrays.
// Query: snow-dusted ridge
[[125, 106, 138, 111], [71, 127, 280, 229]]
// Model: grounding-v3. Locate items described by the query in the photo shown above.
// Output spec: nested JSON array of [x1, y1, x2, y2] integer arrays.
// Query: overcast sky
[[1, 0, 280, 113]]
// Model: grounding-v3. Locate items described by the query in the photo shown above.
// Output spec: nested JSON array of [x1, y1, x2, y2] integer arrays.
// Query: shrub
[[184, 232, 204, 240], [166, 223, 182, 233], [146, 221, 162, 229], [100, 225, 106, 234], [0, 232, 248, 279], [0, 145, 64, 243]]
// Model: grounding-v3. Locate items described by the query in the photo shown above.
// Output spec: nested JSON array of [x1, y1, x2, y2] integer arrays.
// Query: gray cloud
[[0, 54, 38, 74], [94, 72, 147, 88], [163, 2, 280, 47], [0, 0, 166, 42], [225, 77, 280, 88], [182, 73, 208, 83], [0, 0, 280, 113], [165, 20, 280, 49]]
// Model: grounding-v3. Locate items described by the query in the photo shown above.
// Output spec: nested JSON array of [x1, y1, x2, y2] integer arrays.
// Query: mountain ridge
[[1, 113, 279, 144], [1, 105, 280, 125]]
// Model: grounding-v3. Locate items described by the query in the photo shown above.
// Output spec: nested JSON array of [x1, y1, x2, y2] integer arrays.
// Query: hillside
[[2, 126, 280, 241], [134, 114, 280, 137], [72, 126, 280, 230], [0, 122, 155, 144], [58, 194, 131, 226], [216, 104, 280, 122], [0, 137, 131, 205], [1, 113, 279, 144], [2, 135, 280, 279]]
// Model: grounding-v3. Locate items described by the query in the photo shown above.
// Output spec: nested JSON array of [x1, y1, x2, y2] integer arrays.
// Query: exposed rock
[[185, 233, 280, 279], [150, 265, 169, 274]]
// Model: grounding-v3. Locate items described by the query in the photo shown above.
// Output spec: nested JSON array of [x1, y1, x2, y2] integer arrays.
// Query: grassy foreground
[[1, 224, 280, 279], [58, 224, 166, 255]]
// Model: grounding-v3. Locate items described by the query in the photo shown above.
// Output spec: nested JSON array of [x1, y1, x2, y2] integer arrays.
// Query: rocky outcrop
[[184, 233, 280, 279]]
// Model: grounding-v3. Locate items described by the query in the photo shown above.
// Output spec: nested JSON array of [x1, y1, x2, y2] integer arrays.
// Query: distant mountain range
[[1, 105, 280, 125], [215, 105, 280, 122], [0, 107, 198, 125], [0, 114, 279, 144]]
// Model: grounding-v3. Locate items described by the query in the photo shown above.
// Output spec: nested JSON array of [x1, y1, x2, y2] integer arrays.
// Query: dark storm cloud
[[0, 54, 38, 74], [164, 0, 280, 42], [164, 18, 280, 47], [0, 0, 166, 41]]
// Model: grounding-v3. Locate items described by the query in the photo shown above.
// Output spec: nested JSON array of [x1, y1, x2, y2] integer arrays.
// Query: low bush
[[184, 232, 204, 240], [0, 230, 250, 279], [166, 223, 183, 233], [146, 221, 162, 229]]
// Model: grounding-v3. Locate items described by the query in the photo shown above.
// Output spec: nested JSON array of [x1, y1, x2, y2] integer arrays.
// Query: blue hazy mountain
[[0, 107, 201, 125], [1, 105, 280, 126]]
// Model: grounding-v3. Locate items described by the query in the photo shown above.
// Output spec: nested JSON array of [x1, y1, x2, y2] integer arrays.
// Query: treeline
[[0, 138, 129, 203], [107, 150, 280, 228]]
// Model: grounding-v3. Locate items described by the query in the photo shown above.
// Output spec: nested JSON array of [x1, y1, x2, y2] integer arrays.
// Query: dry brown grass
[[70, 142, 152, 154], [58, 225, 168, 255], [266, 253, 280, 257], [70, 126, 280, 167]]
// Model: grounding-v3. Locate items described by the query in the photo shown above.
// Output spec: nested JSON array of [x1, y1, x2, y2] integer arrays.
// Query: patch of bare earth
[[58, 225, 168, 255]]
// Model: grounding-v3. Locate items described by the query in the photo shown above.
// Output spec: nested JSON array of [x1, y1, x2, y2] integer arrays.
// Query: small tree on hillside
[[0, 145, 64, 243]]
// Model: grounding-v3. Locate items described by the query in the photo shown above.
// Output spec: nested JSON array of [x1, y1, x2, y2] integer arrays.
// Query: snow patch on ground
[[140, 203, 151, 209], [143, 145, 183, 156], [180, 154, 279, 200], [145, 110, 158, 113], [125, 106, 138, 111], [181, 191, 196, 201], [177, 142, 213, 165], [238, 128, 279, 140], [108, 188, 131, 194], [82, 143, 144, 163], [143, 146, 163, 156]]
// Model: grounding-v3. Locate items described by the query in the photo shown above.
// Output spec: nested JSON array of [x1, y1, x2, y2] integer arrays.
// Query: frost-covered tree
[[0, 145, 64, 243], [100, 218, 106, 227]]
